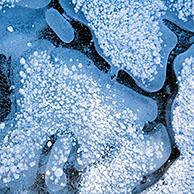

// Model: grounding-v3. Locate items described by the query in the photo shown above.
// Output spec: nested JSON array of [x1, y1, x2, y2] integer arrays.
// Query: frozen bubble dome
[[0, 0, 194, 193]]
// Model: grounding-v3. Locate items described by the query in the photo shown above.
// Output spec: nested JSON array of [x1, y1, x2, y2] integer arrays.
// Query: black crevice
[[0, 55, 12, 122]]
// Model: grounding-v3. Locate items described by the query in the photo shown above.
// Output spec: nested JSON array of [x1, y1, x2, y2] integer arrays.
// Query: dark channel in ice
[[0, 55, 12, 123], [0, 0, 194, 193]]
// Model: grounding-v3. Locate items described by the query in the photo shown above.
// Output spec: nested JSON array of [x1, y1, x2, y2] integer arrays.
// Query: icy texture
[[143, 44, 194, 194], [168, 0, 194, 22], [80, 124, 171, 194], [0, 7, 47, 57], [45, 136, 72, 192], [0, 128, 41, 188], [45, 8, 74, 43], [69, 0, 177, 91], [0, 45, 159, 189], [163, 0, 194, 32], [15, 0, 51, 9], [0, 0, 19, 7], [0, 1, 188, 193], [0, 0, 51, 9], [47, 47, 158, 167]]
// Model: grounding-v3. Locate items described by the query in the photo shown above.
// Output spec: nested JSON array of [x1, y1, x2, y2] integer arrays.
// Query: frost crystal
[[72, 0, 167, 83]]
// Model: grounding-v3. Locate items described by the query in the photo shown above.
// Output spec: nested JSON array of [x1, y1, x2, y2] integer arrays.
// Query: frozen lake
[[0, 0, 193, 193]]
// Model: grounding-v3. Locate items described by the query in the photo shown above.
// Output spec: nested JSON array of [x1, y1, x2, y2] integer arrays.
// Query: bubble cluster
[[0, 48, 169, 193], [0, 49, 138, 187], [45, 136, 72, 192], [72, 0, 167, 83], [0, 0, 51, 9], [80, 127, 169, 194], [169, 0, 194, 22]]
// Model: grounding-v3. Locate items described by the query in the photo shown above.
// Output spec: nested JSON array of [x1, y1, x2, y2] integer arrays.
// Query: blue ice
[[15, 0, 51, 9], [173, 43, 194, 78], [132, 19, 177, 92], [59, 0, 177, 92], [0, 3, 174, 193], [163, 0, 194, 32], [45, 8, 74, 43], [0, 38, 172, 192], [45, 136, 72, 192], [0, 7, 47, 58], [59, 0, 88, 25]]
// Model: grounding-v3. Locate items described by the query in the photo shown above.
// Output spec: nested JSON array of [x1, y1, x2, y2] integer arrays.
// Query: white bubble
[[27, 42, 32, 47], [78, 63, 82, 68], [20, 57, 26, 65], [7, 26, 14, 32], [19, 88, 25, 95], [0, 122, 5, 129], [54, 168, 63, 177], [47, 141, 52, 147], [46, 170, 51, 176], [72, 65, 77, 71], [34, 51, 38, 56], [30, 161, 35, 167]]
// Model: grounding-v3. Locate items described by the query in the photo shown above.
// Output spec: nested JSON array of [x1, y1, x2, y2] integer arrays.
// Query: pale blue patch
[[0, 7, 47, 58], [15, 0, 51, 9], [45, 8, 74, 43]]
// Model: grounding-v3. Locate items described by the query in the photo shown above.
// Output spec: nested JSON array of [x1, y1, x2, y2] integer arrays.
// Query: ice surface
[[79, 124, 171, 193], [163, 0, 194, 31], [163, 10, 194, 32], [69, 0, 176, 92], [0, 136, 41, 189], [45, 8, 74, 43], [51, 47, 158, 123], [0, 2, 184, 193], [161, 0, 194, 32], [0, 43, 158, 191], [143, 41, 194, 194], [134, 19, 177, 92], [0, 7, 47, 57], [143, 124, 171, 173], [45, 136, 72, 192], [173, 43, 194, 77], [0, 40, 54, 190], [15, 0, 51, 9]]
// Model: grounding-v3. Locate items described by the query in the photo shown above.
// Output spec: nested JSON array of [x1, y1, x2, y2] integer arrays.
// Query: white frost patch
[[72, 0, 167, 84], [80, 124, 171, 194], [169, 0, 194, 22], [0, 47, 158, 192], [27, 42, 32, 47], [20, 57, 26, 65]]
